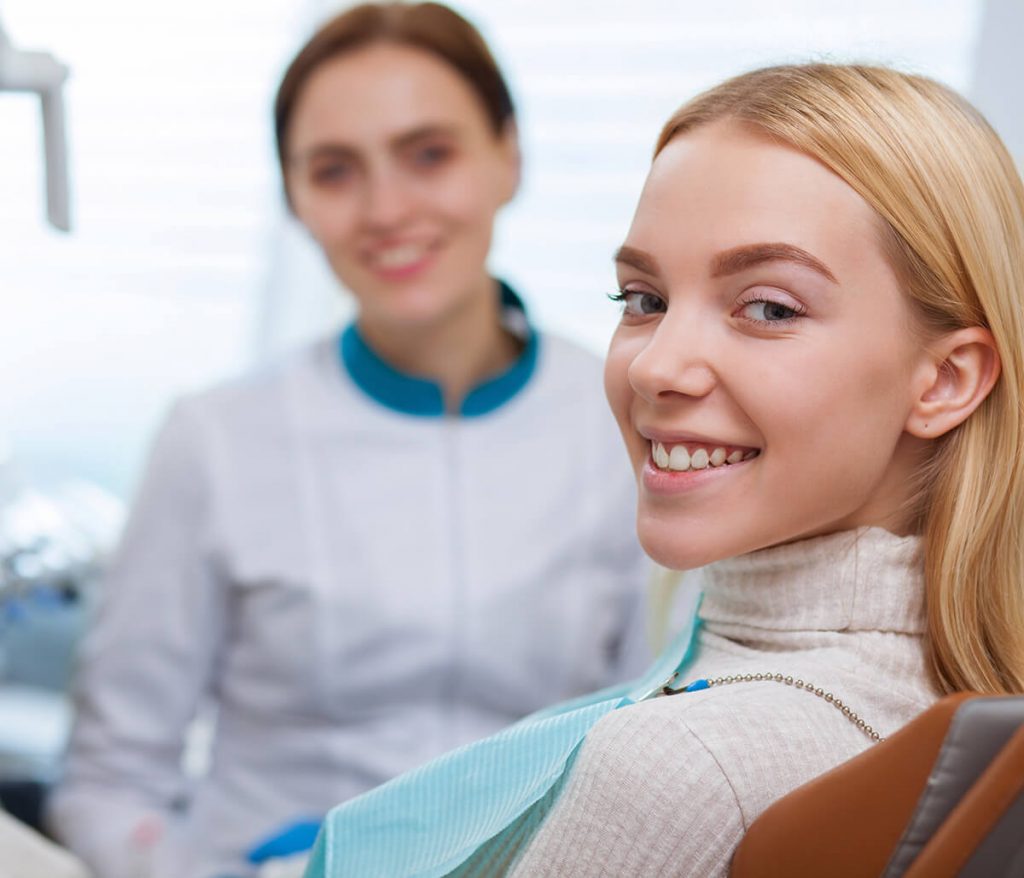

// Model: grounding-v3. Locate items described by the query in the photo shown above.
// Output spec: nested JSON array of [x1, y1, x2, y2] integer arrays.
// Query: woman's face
[[285, 43, 518, 332], [606, 121, 933, 570]]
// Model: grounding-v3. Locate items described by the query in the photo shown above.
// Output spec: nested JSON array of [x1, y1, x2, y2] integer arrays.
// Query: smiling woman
[[300, 61, 1024, 878], [605, 118, 967, 571]]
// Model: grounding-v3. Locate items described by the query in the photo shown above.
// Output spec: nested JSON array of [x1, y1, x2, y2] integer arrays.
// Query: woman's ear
[[905, 327, 1001, 438]]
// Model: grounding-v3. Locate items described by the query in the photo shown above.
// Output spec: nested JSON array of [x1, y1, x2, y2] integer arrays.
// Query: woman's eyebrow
[[292, 143, 356, 166], [614, 245, 660, 275], [392, 124, 459, 150], [711, 243, 838, 283]]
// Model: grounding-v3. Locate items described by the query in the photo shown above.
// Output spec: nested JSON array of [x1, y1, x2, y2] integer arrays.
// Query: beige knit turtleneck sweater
[[507, 527, 941, 877]]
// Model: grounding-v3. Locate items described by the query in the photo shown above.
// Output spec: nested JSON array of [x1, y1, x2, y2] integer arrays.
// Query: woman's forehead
[[287, 44, 488, 152], [628, 122, 885, 276]]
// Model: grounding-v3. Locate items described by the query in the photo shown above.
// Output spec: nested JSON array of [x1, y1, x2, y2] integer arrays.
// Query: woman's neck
[[357, 278, 522, 413], [699, 527, 926, 637]]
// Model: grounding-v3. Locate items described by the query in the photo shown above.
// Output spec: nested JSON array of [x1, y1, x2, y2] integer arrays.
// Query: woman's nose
[[361, 170, 414, 230], [627, 314, 717, 404]]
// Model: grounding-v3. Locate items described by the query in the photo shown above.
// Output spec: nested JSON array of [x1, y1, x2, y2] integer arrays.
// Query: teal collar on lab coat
[[339, 281, 540, 418]]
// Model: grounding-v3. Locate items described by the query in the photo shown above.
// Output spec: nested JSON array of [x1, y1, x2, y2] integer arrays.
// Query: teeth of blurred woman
[[375, 244, 426, 269], [727, 450, 745, 464], [709, 447, 727, 467], [653, 442, 670, 469], [743, 450, 759, 461], [690, 448, 710, 470]]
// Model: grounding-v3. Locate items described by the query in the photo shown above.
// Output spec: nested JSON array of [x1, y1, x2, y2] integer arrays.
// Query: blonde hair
[[656, 64, 1024, 695]]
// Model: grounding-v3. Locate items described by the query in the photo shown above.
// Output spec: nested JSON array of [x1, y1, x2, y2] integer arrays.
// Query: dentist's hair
[[656, 64, 1024, 695], [274, 1, 514, 197]]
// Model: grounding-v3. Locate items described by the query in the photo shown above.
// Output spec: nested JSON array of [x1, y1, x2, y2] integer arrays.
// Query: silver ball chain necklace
[[660, 671, 885, 743]]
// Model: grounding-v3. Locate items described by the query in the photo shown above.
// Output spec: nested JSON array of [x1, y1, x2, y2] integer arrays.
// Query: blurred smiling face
[[605, 121, 934, 570], [284, 42, 519, 333]]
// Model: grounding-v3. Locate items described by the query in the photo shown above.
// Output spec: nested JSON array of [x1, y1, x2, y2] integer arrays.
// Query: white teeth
[[668, 445, 691, 471], [651, 441, 758, 473], [374, 244, 427, 269]]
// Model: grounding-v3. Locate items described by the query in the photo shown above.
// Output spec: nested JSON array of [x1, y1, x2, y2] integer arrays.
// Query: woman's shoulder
[[581, 683, 873, 823], [507, 695, 747, 876], [166, 336, 337, 429], [509, 688, 876, 876], [196, 336, 333, 402]]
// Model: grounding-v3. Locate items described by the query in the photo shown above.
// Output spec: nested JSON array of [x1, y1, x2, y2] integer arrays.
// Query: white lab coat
[[48, 329, 651, 878]]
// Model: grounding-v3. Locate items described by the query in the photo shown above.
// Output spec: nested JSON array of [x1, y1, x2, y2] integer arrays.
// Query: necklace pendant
[[661, 677, 710, 696]]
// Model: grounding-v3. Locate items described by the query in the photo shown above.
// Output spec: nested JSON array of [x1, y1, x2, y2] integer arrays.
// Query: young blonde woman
[[47, 4, 649, 876], [302, 62, 1024, 877]]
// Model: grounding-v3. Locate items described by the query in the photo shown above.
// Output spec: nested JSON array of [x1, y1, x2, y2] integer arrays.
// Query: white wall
[[970, 0, 1024, 168]]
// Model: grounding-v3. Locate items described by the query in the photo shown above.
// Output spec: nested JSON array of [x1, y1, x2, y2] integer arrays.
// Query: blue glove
[[247, 819, 322, 864]]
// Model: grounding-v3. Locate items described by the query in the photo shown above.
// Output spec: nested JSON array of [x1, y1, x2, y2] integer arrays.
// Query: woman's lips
[[641, 439, 760, 494]]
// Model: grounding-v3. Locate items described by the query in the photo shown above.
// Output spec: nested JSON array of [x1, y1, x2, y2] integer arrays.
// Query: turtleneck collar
[[338, 280, 539, 419], [699, 527, 926, 636]]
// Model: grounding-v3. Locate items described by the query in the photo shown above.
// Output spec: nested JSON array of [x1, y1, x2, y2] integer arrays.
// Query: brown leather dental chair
[[731, 693, 1024, 877]]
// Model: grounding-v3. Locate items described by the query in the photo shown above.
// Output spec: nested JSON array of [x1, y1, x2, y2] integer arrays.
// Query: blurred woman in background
[[47, 4, 649, 876]]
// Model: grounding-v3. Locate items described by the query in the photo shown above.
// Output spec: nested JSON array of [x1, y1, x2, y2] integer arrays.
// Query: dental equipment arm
[[0, 18, 70, 231]]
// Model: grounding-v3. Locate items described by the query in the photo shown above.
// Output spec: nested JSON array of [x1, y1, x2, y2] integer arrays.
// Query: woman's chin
[[638, 528, 722, 572]]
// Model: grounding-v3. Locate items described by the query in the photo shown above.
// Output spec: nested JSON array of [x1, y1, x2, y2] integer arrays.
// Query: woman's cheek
[[603, 344, 641, 454]]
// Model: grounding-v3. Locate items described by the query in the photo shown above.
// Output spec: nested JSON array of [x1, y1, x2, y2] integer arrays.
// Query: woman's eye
[[310, 163, 352, 185], [610, 289, 666, 317], [738, 298, 804, 323], [412, 144, 452, 169]]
